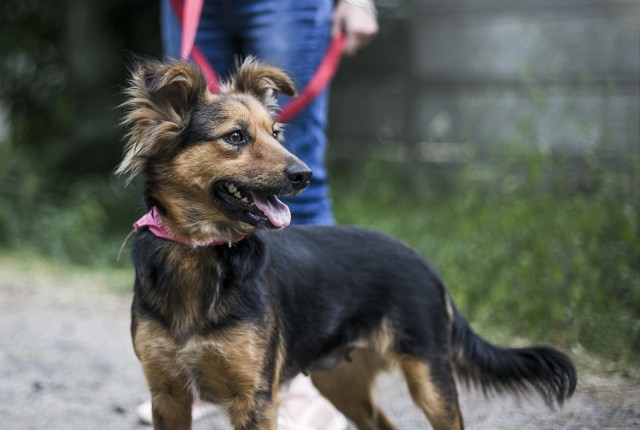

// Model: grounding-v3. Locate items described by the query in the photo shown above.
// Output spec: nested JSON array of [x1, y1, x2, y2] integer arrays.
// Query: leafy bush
[[0, 145, 139, 265]]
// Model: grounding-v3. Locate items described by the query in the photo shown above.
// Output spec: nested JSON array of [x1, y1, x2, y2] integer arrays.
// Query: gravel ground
[[1, 257, 638, 430]]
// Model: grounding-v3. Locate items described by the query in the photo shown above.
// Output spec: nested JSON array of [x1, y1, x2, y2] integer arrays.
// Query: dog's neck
[[134, 207, 244, 247]]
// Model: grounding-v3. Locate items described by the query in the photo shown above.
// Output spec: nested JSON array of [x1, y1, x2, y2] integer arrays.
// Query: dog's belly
[[134, 318, 277, 405], [304, 339, 371, 373]]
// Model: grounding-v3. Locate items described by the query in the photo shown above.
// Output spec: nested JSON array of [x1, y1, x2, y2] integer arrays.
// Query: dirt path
[[0, 257, 638, 429]]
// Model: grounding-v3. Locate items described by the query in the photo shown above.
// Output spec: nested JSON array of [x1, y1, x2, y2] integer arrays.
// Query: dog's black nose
[[286, 164, 312, 190]]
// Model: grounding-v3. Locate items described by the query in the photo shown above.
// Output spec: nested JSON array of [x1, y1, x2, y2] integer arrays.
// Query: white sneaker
[[278, 375, 350, 430], [135, 399, 153, 425]]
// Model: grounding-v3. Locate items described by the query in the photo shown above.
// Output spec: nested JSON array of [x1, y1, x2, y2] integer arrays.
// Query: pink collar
[[133, 207, 241, 247]]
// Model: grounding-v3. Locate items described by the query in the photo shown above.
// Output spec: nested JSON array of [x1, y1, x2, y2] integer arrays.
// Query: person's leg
[[236, 0, 335, 225], [161, 0, 235, 74], [160, 0, 181, 58], [163, 0, 334, 225]]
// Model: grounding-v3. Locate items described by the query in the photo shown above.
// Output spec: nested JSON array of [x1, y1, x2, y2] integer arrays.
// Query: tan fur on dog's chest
[[133, 318, 282, 409]]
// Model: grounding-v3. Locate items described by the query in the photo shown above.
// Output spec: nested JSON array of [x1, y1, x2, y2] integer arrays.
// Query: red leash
[[170, 0, 220, 91], [278, 31, 345, 124], [169, 0, 344, 122], [178, 0, 203, 60]]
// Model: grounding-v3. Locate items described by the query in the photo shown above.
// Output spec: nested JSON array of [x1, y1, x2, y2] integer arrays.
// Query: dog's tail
[[448, 296, 577, 406]]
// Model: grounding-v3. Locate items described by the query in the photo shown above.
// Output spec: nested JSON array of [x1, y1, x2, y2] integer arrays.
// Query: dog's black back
[[255, 226, 451, 375]]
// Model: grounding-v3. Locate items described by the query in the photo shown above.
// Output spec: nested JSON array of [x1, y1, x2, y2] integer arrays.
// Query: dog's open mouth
[[214, 181, 291, 229]]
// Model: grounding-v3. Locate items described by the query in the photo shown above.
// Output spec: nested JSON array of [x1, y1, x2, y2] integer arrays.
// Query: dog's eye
[[272, 129, 280, 139], [225, 130, 246, 145]]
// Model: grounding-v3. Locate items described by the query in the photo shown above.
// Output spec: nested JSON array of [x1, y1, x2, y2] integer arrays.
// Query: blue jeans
[[161, 0, 335, 225]]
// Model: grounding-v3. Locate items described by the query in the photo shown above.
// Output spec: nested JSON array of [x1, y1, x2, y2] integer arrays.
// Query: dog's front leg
[[149, 384, 193, 430], [226, 391, 279, 430]]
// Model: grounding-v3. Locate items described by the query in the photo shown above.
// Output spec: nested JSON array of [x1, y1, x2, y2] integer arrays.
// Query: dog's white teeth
[[224, 182, 251, 203]]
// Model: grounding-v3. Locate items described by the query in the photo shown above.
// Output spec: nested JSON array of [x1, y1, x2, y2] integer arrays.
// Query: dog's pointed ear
[[117, 59, 207, 182], [222, 57, 296, 112], [136, 59, 207, 121]]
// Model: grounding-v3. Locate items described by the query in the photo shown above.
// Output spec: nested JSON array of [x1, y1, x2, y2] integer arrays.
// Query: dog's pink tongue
[[251, 193, 291, 228]]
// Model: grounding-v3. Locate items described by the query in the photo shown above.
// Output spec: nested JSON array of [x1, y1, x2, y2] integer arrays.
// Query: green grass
[[0, 144, 140, 266], [329, 145, 639, 365]]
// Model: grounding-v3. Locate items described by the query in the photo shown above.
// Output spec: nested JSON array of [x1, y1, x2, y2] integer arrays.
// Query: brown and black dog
[[118, 58, 576, 430]]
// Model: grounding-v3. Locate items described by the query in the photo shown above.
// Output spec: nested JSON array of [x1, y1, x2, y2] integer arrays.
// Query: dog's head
[[117, 58, 311, 244]]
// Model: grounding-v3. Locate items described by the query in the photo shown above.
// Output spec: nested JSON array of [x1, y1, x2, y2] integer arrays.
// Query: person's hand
[[331, 0, 379, 56]]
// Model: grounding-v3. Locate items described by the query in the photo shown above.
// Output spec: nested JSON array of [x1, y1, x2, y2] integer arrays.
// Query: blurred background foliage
[[0, 0, 638, 365]]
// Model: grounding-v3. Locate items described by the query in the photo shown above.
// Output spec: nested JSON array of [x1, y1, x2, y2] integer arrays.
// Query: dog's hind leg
[[400, 358, 463, 430], [310, 348, 396, 430]]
